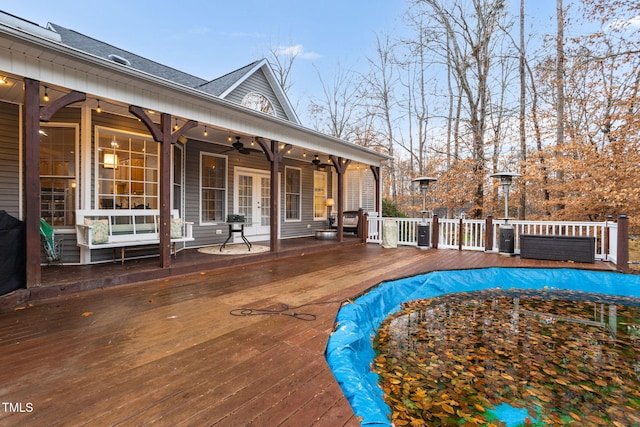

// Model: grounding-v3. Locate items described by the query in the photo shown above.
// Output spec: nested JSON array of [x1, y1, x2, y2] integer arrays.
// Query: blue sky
[[4, 1, 405, 111]]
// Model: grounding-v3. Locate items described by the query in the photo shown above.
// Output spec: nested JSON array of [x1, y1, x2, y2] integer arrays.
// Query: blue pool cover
[[325, 267, 640, 426]]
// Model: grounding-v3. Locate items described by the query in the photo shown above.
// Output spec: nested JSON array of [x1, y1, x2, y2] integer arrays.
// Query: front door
[[235, 168, 271, 241]]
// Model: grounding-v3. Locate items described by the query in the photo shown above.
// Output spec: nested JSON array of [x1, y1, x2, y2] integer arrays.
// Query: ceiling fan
[[312, 154, 331, 169], [232, 136, 251, 155]]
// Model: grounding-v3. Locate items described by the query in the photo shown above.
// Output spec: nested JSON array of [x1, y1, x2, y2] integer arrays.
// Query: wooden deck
[[0, 245, 616, 426]]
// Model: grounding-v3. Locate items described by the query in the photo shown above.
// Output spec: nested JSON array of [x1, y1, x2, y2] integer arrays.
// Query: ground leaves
[[373, 289, 640, 426]]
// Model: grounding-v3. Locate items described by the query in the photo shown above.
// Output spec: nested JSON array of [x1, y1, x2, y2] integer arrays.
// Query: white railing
[[366, 216, 620, 263]]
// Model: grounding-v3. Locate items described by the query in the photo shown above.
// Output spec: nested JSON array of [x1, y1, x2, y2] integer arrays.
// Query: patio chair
[[40, 218, 62, 262]]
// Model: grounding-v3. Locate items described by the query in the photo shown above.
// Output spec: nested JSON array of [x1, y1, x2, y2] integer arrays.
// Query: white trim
[[199, 151, 228, 226]]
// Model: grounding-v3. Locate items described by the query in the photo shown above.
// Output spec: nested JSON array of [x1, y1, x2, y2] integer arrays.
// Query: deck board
[[0, 245, 616, 426]]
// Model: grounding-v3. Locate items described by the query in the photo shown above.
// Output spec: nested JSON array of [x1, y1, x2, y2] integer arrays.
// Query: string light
[[227, 132, 232, 142], [173, 118, 179, 131], [203, 126, 208, 137], [96, 99, 101, 113], [43, 86, 49, 102]]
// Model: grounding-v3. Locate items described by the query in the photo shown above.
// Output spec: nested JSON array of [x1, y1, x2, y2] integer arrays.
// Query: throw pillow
[[84, 218, 109, 244], [171, 218, 183, 239]]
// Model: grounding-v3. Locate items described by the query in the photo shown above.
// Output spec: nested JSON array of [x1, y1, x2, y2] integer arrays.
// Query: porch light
[[43, 86, 49, 102], [203, 126, 208, 137], [103, 153, 119, 169], [325, 198, 334, 208], [96, 99, 101, 113]]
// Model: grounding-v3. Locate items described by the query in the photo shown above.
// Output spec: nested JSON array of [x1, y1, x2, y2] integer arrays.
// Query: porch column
[[24, 78, 85, 288], [256, 138, 291, 252], [431, 214, 439, 249], [370, 166, 380, 215], [330, 155, 351, 242], [129, 106, 196, 267]]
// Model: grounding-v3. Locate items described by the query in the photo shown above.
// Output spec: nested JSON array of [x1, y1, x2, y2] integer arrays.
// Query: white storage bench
[[76, 209, 193, 264]]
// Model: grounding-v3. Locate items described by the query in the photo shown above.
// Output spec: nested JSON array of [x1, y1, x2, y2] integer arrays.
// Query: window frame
[[94, 126, 159, 210], [284, 166, 302, 222], [313, 170, 328, 221], [39, 122, 79, 228], [199, 152, 228, 225]]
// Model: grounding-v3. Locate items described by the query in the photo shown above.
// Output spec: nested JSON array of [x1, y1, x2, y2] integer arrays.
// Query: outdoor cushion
[[84, 218, 109, 244], [171, 218, 183, 238]]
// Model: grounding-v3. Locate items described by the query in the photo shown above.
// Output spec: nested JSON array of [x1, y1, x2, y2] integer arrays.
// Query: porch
[[0, 244, 617, 426]]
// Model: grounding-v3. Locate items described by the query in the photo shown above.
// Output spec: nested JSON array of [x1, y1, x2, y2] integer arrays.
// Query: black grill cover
[[0, 210, 26, 295]]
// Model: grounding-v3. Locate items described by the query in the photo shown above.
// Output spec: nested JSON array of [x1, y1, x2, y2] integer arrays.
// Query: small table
[[220, 223, 252, 251], [315, 229, 337, 240]]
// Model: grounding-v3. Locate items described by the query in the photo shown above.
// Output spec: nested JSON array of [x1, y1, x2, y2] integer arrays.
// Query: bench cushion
[[84, 218, 109, 244], [171, 218, 182, 239]]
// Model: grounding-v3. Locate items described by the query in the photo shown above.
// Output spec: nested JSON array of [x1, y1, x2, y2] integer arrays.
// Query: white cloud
[[275, 44, 321, 60]]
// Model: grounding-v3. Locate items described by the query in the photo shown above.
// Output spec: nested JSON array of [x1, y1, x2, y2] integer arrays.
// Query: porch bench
[[76, 209, 193, 264], [519, 234, 595, 263]]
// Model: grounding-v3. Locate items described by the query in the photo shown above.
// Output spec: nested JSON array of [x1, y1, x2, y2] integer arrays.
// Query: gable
[[223, 69, 289, 119]]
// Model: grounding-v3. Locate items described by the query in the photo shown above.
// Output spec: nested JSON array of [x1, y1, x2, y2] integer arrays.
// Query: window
[[241, 91, 275, 116], [345, 168, 376, 213], [285, 167, 301, 221], [96, 128, 158, 209], [40, 124, 78, 226], [313, 171, 328, 220], [201, 153, 227, 223]]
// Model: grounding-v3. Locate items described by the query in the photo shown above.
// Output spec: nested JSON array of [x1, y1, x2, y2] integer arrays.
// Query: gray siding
[[0, 101, 20, 218], [224, 70, 288, 120]]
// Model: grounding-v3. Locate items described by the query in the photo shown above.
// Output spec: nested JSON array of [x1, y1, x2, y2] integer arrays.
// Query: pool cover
[[325, 267, 640, 426]]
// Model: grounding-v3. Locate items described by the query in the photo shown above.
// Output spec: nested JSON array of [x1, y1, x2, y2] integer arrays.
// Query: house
[[0, 11, 389, 289]]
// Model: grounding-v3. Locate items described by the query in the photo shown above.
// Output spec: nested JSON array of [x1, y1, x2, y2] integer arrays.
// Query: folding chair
[[39, 218, 62, 262]]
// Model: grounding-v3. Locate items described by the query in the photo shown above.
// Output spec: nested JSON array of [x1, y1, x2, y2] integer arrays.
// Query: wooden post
[[357, 209, 365, 243], [24, 79, 86, 288], [616, 214, 629, 272], [370, 166, 380, 215], [458, 217, 464, 251], [485, 215, 494, 252], [129, 106, 196, 267], [330, 155, 351, 242], [23, 78, 41, 288], [431, 214, 439, 249]]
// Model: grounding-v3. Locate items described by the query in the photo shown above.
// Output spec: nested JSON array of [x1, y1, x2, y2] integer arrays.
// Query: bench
[[519, 234, 595, 263], [330, 211, 360, 234], [76, 209, 193, 264]]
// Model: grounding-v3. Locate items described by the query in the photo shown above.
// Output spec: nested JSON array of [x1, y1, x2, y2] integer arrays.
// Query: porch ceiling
[[0, 23, 390, 167]]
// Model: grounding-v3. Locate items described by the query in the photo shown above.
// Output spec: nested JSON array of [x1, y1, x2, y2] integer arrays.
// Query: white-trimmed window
[[285, 166, 301, 221], [200, 153, 227, 223], [96, 127, 158, 210], [40, 123, 78, 226], [313, 170, 328, 220]]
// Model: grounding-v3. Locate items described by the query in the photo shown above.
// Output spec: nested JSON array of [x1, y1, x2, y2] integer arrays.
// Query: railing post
[[431, 214, 439, 249], [485, 215, 493, 252], [358, 209, 367, 243], [458, 218, 464, 250], [616, 214, 629, 272]]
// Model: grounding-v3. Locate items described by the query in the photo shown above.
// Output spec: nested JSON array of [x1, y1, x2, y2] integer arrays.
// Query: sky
[[3, 1, 567, 125], [3, 1, 406, 118]]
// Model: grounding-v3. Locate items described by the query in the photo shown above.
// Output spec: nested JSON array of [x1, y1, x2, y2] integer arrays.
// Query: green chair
[[39, 218, 61, 262]]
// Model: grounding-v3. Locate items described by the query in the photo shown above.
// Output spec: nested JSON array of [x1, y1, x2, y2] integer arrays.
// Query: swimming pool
[[325, 268, 640, 426]]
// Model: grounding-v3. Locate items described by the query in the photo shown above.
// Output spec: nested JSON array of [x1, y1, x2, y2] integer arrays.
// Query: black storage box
[[520, 234, 595, 263]]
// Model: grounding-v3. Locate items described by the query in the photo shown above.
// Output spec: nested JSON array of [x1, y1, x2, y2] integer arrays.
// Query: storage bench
[[519, 234, 595, 263]]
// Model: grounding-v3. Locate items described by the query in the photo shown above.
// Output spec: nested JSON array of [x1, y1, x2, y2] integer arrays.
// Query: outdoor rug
[[197, 244, 269, 255]]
